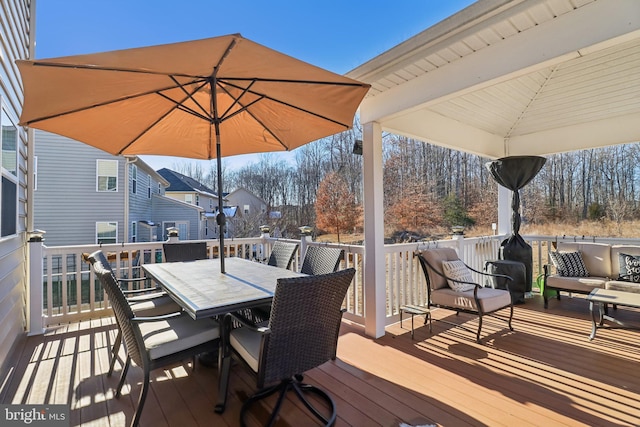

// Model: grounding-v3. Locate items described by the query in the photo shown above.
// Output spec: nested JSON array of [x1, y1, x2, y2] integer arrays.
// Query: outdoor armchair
[[216, 268, 356, 426], [91, 252, 219, 427], [415, 248, 514, 343], [88, 251, 181, 376]]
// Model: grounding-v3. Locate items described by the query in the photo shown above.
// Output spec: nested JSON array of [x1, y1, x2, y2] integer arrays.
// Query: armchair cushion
[[549, 251, 589, 277], [441, 260, 475, 292], [431, 287, 512, 312]]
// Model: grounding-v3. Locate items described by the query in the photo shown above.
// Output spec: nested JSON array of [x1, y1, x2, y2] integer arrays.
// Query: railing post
[[166, 227, 180, 242], [27, 230, 46, 335], [258, 225, 270, 262], [299, 226, 313, 268]]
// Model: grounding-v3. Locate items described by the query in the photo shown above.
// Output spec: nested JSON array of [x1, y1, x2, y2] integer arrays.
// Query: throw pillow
[[618, 253, 640, 283], [441, 260, 476, 292], [549, 251, 589, 277]]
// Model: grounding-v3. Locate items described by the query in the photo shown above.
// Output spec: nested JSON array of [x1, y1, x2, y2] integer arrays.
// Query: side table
[[400, 304, 431, 339]]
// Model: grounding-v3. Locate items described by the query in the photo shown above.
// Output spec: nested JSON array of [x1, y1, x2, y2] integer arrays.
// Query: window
[[131, 164, 137, 194], [158, 182, 161, 194], [209, 199, 213, 210], [147, 180, 151, 198], [96, 221, 117, 244], [185, 194, 193, 204], [195, 194, 200, 206], [97, 159, 118, 192], [244, 204, 250, 215], [1, 108, 18, 237], [131, 221, 137, 242]]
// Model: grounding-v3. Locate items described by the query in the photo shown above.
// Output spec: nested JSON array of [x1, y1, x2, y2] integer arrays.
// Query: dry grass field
[[316, 219, 640, 244]]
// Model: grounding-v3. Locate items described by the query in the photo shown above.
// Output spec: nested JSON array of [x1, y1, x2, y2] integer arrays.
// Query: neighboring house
[[226, 188, 267, 218], [157, 168, 225, 239], [33, 131, 205, 245], [0, 0, 32, 371], [225, 188, 269, 237]]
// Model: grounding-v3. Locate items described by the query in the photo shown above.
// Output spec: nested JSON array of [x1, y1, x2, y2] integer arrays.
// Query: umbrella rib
[[117, 101, 183, 155], [20, 78, 209, 126], [218, 80, 258, 121], [220, 79, 353, 129], [29, 60, 202, 79], [220, 76, 367, 88]]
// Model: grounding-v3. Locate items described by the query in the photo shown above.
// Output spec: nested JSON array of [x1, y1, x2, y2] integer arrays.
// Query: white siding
[[0, 0, 32, 369]]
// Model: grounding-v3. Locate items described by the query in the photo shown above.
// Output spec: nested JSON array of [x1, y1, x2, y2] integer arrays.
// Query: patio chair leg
[[508, 305, 514, 331], [476, 315, 483, 343], [131, 370, 150, 427], [108, 330, 122, 377], [116, 355, 131, 398]]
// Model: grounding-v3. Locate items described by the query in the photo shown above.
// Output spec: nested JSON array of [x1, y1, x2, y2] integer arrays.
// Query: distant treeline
[[171, 128, 640, 238]]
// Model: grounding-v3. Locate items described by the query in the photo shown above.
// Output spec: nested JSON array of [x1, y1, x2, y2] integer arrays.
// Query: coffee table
[[586, 288, 640, 340]]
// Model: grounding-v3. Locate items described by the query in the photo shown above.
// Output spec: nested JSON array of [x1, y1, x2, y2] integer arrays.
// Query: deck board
[[2, 294, 640, 426]]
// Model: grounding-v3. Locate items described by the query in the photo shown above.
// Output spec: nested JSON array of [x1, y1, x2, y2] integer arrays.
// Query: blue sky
[[35, 0, 476, 171]]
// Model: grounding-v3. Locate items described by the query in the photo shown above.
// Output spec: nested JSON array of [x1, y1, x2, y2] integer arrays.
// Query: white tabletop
[[587, 288, 640, 309], [142, 257, 304, 319]]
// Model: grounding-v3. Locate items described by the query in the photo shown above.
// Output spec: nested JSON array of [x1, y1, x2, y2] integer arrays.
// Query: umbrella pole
[[215, 131, 226, 274]]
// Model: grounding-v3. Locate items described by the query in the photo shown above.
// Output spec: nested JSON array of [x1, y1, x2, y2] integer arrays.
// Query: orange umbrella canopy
[[17, 34, 369, 273], [16, 33, 370, 160]]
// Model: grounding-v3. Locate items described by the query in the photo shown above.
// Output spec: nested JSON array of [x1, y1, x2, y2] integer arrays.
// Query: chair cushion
[[549, 251, 589, 277], [419, 248, 460, 290], [617, 253, 640, 282], [441, 260, 475, 292], [431, 287, 511, 313], [139, 315, 219, 360], [229, 326, 262, 373], [557, 242, 611, 277], [129, 295, 181, 317], [546, 275, 606, 292]]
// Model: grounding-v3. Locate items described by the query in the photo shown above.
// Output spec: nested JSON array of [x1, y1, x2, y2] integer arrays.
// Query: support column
[[27, 232, 45, 336], [362, 121, 386, 338]]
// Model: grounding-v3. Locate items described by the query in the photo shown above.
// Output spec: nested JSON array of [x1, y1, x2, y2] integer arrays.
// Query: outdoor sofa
[[544, 242, 640, 308]]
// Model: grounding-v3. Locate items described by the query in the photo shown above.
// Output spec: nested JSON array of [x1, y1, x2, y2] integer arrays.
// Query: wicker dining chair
[[90, 251, 219, 427], [300, 246, 344, 275], [267, 241, 299, 270], [88, 251, 181, 376], [162, 241, 208, 262], [216, 268, 356, 426]]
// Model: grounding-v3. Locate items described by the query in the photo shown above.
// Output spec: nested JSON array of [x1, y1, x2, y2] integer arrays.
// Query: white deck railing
[[35, 234, 640, 327]]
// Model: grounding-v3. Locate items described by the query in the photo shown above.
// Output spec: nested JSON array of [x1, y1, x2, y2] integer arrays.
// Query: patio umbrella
[[16, 34, 370, 272]]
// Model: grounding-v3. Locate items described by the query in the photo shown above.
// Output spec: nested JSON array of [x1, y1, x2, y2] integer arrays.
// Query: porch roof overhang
[[346, 0, 640, 158]]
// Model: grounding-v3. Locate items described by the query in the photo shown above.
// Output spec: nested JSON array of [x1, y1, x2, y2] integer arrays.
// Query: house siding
[[34, 131, 126, 246], [0, 0, 32, 370], [151, 194, 202, 240]]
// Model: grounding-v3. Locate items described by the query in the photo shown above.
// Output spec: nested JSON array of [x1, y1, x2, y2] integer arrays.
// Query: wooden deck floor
[[2, 294, 640, 426]]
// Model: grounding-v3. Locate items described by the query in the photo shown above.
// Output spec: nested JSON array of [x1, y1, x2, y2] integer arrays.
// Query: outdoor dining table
[[141, 257, 305, 320]]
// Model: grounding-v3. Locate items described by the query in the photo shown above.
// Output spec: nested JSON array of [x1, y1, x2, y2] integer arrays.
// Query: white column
[[28, 237, 45, 336], [497, 186, 511, 235], [362, 121, 386, 338]]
